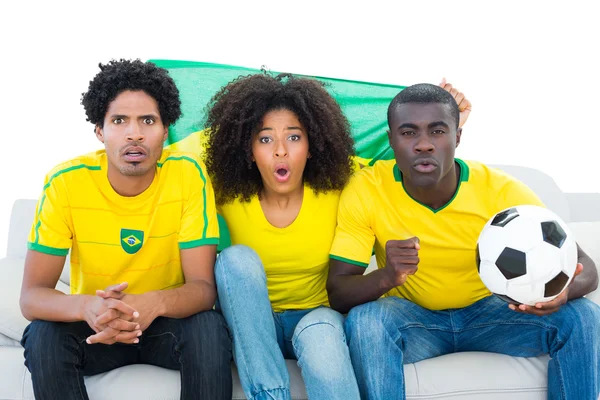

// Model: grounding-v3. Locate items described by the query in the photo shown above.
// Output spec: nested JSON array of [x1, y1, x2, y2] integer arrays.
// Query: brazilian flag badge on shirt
[[121, 229, 144, 254]]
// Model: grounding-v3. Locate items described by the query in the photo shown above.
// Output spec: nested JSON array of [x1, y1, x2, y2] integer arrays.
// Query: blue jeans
[[345, 295, 600, 400], [215, 245, 360, 400], [21, 311, 233, 400]]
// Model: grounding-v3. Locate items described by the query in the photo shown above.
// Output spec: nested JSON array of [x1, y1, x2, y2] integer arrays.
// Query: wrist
[[143, 291, 166, 318], [77, 294, 94, 321], [376, 268, 395, 292]]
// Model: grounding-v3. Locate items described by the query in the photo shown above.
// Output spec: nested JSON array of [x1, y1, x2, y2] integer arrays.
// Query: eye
[[258, 137, 272, 144], [400, 130, 415, 136], [288, 134, 301, 141], [143, 117, 155, 125], [432, 129, 446, 135], [113, 118, 125, 124]]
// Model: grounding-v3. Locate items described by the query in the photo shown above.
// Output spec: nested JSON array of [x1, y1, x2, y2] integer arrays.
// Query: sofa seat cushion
[[2, 344, 550, 400]]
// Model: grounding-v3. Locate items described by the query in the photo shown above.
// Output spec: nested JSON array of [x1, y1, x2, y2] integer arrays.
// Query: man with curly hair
[[19, 59, 232, 400]]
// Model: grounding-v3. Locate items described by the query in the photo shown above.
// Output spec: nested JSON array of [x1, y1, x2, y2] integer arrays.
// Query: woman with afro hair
[[204, 72, 471, 400], [204, 72, 360, 400]]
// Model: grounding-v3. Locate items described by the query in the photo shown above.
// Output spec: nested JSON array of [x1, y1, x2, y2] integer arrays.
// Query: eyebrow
[[258, 126, 304, 133], [397, 121, 450, 130], [108, 113, 160, 119]]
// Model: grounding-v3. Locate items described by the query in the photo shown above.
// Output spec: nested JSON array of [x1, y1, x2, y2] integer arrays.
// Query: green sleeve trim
[[158, 156, 210, 239], [179, 238, 219, 249], [330, 254, 369, 268], [34, 164, 100, 244], [27, 242, 69, 256]]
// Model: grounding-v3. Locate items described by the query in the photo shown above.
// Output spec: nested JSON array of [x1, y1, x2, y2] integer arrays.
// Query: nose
[[414, 135, 434, 153], [274, 140, 288, 158], [125, 121, 144, 142]]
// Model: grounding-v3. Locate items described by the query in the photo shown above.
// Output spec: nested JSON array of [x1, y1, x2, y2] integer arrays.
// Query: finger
[[96, 282, 128, 299], [573, 263, 584, 278], [86, 327, 120, 345], [394, 256, 420, 265], [95, 309, 120, 325], [439, 77, 447, 88], [456, 96, 469, 110], [442, 83, 453, 93], [96, 290, 124, 300], [413, 237, 420, 250], [454, 92, 465, 108], [449, 87, 459, 98], [106, 282, 128, 292], [113, 330, 142, 344], [107, 318, 140, 332], [105, 298, 139, 318], [387, 248, 419, 257], [387, 237, 420, 249]]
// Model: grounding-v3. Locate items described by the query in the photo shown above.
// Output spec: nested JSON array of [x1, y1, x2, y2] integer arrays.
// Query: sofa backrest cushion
[[489, 164, 571, 222]]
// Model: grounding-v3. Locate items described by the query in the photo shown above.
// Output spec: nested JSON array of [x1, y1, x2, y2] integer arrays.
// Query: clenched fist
[[383, 237, 420, 287]]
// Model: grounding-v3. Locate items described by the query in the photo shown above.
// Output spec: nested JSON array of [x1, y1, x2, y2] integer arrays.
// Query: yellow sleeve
[[496, 178, 545, 210], [329, 176, 375, 268], [178, 157, 219, 249], [27, 171, 73, 256]]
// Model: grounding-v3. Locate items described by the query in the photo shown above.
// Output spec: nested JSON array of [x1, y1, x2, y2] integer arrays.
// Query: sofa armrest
[[6, 199, 37, 259], [0, 257, 69, 342], [566, 193, 600, 223], [568, 222, 600, 305]]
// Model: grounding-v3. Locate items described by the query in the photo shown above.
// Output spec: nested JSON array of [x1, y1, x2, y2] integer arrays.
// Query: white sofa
[[1, 164, 599, 400]]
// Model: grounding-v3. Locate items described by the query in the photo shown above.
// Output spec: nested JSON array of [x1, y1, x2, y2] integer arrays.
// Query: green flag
[[150, 59, 406, 162]]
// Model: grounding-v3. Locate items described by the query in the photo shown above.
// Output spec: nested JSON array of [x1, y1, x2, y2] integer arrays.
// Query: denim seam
[[291, 320, 346, 348], [146, 331, 180, 365], [250, 386, 291, 400], [75, 338, 88, 399], [449, 310, 458, 353], [218, 256, 259, 395], [453, 319, 558, 333]]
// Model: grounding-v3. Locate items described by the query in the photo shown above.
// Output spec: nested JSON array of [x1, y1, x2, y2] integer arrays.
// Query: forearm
[[328, 269, 394, 314], [568, 252, 599, 300], [20, 288, 88, 322], [150, 280, 217, 319]]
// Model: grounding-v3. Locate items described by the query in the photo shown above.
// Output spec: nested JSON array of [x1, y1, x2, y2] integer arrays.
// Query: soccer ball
[[476, 205, 577, 306]]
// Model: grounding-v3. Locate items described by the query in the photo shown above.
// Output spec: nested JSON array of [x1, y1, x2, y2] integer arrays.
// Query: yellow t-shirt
[[330, 159, 545, 310], [27, 150, 219, 295], [218, 187, 340, 312]]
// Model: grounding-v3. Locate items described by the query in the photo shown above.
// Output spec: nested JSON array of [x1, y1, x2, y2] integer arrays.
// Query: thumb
[[573, 263, 584, 278], [439, 77, 447, 87], [105, 282, 128, 292], [409, 236, 420, 250]]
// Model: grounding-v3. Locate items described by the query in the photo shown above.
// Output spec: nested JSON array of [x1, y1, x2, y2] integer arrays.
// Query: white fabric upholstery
[[1, 165, 599, 400]]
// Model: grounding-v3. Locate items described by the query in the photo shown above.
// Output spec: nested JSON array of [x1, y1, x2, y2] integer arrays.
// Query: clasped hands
[[82, 282, 157, 345]]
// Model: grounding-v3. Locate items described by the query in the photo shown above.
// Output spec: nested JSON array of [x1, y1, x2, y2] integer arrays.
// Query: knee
[[345, 300, 385, 336], [293, 308, 346, 346], [182, 311, 232, 354], [22, 320, 64, 352], [21, 321, 80, 371], [292, 308, 351, 380], [564, 298, 600, 337], [215, 245, 265, 284]]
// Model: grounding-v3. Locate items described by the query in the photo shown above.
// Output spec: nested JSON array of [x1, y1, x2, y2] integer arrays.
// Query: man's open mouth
[[123, 147, 147, 162]]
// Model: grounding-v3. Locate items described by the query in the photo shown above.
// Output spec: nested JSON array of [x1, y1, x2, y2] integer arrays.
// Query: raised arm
[[328, 238, 420, 313]]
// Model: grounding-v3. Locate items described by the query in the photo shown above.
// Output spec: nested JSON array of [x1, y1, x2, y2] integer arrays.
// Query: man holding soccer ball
[[327, 83, 600, 399]]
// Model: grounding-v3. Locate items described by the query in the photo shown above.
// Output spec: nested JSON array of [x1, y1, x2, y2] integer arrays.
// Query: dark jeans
[[21, 310, 233, 400]]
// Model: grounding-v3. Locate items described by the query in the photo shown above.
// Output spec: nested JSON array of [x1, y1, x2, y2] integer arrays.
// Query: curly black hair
[[81, 59, 181, 129], [204, 72, 355, 205]]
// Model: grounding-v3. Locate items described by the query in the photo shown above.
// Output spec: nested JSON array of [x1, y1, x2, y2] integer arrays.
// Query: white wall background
[[0, 0, 598, 258]]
